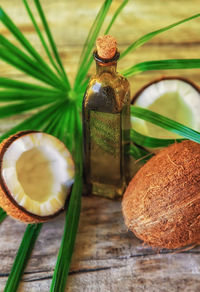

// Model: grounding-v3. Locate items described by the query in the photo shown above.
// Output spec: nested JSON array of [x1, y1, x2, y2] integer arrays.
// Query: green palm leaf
[[50, 105, 83, 292], [22, 0, 64, 79], [131, 128, 183, 148], [4, 224, 42, 292], [74, 0, 112, 91], [131, 106, 200, 143], [105, 0, 129, 34], [75, 0, 129, 93], [0, 101, 65, 142], [0, 99, 56, 119], [43, 104, 68, 135], [33, 0, 70, 89], [0, 89, 64, 101], [120, 14, 200, 59], [0, 34, 66, 89], [0, 77, 60, 91], [0, 208, 6, 224], [0, 45, 63, 88], [122, 59, 200, 77], [129, 143, 153, 163], [0, 8, 66, 89]]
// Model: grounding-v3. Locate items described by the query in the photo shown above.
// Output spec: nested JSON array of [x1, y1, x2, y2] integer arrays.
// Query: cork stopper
[[96, 35, 117, 59]]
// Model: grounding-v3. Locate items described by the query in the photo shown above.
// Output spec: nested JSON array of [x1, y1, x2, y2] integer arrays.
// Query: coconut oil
[[82, 36, 130, 199]]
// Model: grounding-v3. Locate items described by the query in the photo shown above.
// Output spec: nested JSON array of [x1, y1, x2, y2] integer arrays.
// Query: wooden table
[[0, 0, 200, 291]]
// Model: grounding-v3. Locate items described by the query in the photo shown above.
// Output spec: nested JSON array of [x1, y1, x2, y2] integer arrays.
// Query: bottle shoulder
[[88, 72, 129, 89], [83, 72, 130, 113]]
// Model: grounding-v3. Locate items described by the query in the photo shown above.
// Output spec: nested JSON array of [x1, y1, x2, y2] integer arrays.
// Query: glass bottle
[[82, 45, 130, 199]]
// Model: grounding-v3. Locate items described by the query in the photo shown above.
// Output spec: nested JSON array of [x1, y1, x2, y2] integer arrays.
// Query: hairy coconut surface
[[122, 140, 200, 249]]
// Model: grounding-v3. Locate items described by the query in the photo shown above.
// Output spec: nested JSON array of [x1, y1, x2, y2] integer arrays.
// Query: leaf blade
[[4, 224, 42, 292], [75, 0, 129, 92], [74, 0, 112, 90], [105, 0, 129, 34], [0, 77, 58, 91], [0, 89, 64, 101], [43, 102, 68, 135], [0, 101, 65, 141], [50, 105, 83, 292], [0, 7, 66, 89], [23, 0, 63, 78], [0, 208, 6, 224], [0, 99, 56, 120], [131, 128, 183, 148], [131, 106, 200, 143], [0, 35, 64, 88], [122, 59, 200, 77], [34, 0, 70, 89], [128, 143, 153, 163], [120, 13, 200, 59], [0, 48, 58, 88]]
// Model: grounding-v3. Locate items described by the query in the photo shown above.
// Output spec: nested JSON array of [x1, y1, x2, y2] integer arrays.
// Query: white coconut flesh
[[132, 79, 200, 139], [2, 132, 74, 217]]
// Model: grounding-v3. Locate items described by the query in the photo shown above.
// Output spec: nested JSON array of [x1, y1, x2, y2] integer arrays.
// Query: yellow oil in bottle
[[82, 45, 130, 199]]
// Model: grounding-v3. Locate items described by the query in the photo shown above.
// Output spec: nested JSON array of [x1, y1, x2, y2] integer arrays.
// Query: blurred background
[[1, 0, 200, 96]]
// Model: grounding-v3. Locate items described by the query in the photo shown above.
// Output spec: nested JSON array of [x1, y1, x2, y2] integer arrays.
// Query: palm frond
[[0, 40, 64, 88], [121, 14, 200, 59], [75, 0, 129, 93], [0, 77, 60, 91], [54, 105, 71, 142], [22, 0, 63, 79], [74, 0, 112, 91], [50, 105, 82, 292], [105, 0, 129, 34], [122, 59, 200, 77], [0, 89, 64, 101], [0, 101, 65, 142], [131, 129, 183, 148], [43, 103, 68, 135], [0, 208, 7, 224], [131, 106, 200, 143], [33, 0, 70, 89], [0, 8, 66, 89], [4, 224, 42, 292], [129, 143, 153, 163], [0, 99, 57, 120]]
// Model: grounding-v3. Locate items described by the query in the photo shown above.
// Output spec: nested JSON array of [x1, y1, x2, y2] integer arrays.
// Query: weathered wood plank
[[0, 196, 199, 291]]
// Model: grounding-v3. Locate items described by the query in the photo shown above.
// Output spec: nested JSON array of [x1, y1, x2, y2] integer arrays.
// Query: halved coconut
[[131, 77, 200, 139], [0, 131, 75, 223]]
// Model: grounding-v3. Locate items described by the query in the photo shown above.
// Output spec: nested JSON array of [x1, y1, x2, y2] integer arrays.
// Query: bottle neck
[[96, 61, 117, 75], [93, 50, 119, 75]]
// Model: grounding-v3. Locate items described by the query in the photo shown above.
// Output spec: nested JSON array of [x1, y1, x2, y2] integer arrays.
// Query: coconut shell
[[122, 140, 200, 249], [131, 76, 200, 104], [0, 131, 69, 223]]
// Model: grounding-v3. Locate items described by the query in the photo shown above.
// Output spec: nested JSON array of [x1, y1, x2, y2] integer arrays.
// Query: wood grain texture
[[1, 196, 200, 292], [0, 0, 200, 291]]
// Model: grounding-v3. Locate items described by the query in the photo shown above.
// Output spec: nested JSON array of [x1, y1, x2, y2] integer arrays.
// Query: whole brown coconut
[[122, 140, 200, 249]]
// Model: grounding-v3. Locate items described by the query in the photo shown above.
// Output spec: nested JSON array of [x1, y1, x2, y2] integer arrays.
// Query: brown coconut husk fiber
[[122, 140, 200, 249]]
